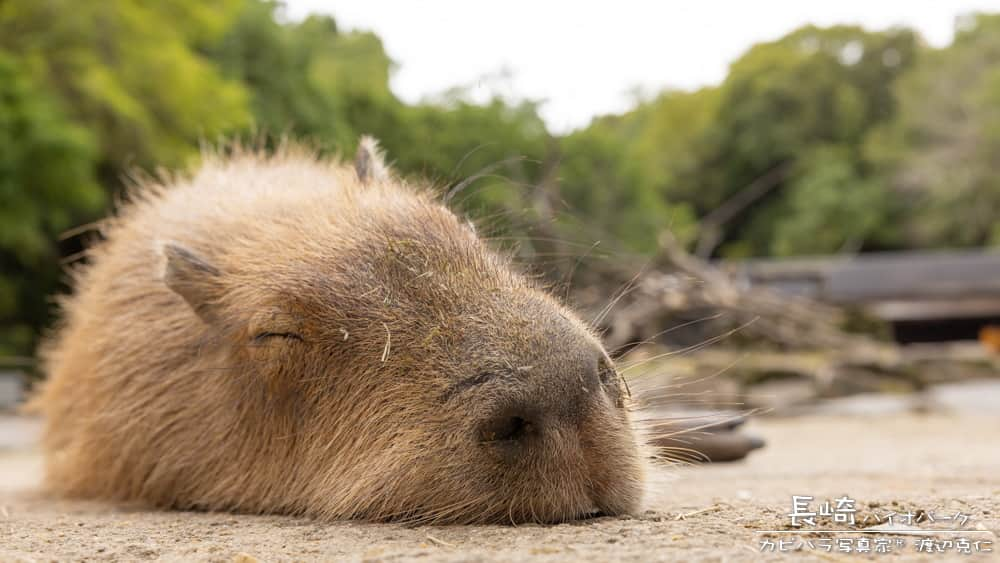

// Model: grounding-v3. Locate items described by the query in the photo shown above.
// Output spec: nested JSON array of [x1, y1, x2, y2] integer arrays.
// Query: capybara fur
[[32, 138, 647, 524]]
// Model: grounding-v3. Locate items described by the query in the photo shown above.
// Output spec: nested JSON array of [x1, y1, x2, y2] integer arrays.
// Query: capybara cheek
[[590, 452, 645, 516], [576, 412, 646, 517]]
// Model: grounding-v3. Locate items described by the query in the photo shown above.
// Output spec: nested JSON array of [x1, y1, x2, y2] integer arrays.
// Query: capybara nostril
[[480, 414, 533, 443]]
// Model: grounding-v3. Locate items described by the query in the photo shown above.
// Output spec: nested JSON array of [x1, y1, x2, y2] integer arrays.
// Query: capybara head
[[34, 138, 646, 524]]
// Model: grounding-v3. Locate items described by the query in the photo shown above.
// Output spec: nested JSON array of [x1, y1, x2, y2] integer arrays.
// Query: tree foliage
[[210, 1, 392, 150], [868, 14, 1000, 247], [687, 25, 918, 257], [0, 52, 104, 356]]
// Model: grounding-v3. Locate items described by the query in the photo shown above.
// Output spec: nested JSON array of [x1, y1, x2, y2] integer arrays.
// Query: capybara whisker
[[619, 319, 758, 374]]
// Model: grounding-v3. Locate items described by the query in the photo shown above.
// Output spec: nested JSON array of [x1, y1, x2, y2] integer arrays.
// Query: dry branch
[[583, 230, 886, 358]]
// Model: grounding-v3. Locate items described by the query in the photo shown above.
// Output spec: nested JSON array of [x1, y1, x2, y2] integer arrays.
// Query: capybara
[[32, 138, 648, 524]]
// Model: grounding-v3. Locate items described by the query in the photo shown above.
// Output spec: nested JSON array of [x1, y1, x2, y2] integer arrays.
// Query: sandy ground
[[1, 411, 998, 562]]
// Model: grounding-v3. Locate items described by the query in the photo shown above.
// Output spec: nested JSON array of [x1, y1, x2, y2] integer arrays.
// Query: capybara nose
[[479, 410, 536, 443]]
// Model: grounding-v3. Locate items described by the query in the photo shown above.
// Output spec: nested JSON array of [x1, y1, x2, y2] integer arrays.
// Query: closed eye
[[253, 331, 304, 343], [440, 370, 510, 402]]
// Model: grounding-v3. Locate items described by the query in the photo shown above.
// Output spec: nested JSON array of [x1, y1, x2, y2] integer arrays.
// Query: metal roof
[[729, 249, 1000, 305]]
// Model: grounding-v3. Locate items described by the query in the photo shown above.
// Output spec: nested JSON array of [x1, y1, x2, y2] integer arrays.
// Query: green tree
[[770, 146, 890, 256], [867, 14, 1000, 248], [690, 25, 917, 257], [556, 89, 714, 254], [0, 0, 251, 184], [0, 52, 104, 357], [210, 1, 395, 150]]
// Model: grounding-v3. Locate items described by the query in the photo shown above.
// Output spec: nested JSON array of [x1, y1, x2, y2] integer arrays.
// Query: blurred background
[[1, 0, 999, 420]]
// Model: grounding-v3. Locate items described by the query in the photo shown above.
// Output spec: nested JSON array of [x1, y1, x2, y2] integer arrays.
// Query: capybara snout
[[33, 138, 647, 524]]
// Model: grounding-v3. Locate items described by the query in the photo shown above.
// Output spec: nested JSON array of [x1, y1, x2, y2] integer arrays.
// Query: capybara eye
[[252, 331, 304, 343]]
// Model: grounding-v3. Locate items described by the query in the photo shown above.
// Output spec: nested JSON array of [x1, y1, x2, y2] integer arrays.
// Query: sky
[[285, 1, 1000, 132]]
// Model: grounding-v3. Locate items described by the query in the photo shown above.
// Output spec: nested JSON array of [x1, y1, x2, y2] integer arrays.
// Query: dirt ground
[[1, 410, 997, 562]]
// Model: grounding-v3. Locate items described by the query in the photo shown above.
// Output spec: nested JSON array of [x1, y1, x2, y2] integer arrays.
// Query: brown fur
[[31, 141, 646, 524]]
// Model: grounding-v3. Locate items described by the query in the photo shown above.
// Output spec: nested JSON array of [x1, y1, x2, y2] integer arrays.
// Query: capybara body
[[33, 140, 645, 524]]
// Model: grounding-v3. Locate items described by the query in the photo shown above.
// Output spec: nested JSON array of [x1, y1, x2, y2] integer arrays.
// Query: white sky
[[285, 1, 1000, 132]]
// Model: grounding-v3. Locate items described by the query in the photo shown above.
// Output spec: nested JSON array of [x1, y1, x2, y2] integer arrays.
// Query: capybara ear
[[160, 242, 223, 323], [354, 135, 390, 184]]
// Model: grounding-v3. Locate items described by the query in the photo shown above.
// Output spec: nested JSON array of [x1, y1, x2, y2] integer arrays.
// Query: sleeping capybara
[[31, 138, 648, 524]]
